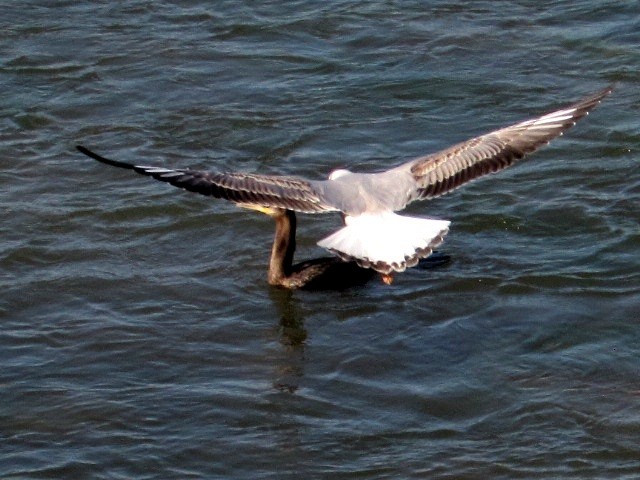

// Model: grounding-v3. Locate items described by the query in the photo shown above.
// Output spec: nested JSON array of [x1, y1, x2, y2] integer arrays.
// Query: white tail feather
[[317, 212, 450, 273]]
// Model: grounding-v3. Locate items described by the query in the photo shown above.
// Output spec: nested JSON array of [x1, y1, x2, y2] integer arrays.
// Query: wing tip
[[76, 145, 136, 170], [580, 84, 614, 109]]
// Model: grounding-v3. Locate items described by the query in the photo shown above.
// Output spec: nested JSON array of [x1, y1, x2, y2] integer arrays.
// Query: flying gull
[[77, 86, 612, 288]]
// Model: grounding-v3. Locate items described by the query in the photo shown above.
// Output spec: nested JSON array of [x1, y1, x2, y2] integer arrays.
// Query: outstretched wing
[[401, 86, 612, 200], [77, 146, 338, 214]]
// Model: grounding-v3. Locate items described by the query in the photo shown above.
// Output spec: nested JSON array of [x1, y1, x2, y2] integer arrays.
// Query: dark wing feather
[[77, 146, 337, 214], [406, 86, 612, 200]]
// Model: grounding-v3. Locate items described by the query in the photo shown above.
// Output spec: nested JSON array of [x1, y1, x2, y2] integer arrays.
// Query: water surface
[[1, 1, 639, 478]]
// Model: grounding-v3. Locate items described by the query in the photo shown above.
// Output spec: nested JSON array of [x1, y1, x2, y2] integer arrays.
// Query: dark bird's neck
[[268, 209, 297, 286]]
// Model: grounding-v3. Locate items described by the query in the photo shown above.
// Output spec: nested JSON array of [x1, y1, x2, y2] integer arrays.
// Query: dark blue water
[[2, 1, 639, 478]]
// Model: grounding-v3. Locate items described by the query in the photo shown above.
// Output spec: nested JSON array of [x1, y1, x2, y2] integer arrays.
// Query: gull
[[77, 86, 611, 288]]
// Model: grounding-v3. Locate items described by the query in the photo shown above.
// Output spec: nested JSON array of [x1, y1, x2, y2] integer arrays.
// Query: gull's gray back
[[312, 168, 417, 216]]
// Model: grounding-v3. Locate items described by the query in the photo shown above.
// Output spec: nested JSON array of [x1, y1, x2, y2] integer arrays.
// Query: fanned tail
[[317, 212, 450, 274]]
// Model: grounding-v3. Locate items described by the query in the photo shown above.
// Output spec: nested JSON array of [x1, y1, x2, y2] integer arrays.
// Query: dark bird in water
[[77, 86, 611, 288]]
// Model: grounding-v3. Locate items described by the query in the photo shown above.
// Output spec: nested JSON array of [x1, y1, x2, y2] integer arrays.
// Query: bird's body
[[77, 86, 612, 288]]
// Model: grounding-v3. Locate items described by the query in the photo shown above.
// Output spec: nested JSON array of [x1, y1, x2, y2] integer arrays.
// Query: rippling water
[[2, 1, 639, 478]]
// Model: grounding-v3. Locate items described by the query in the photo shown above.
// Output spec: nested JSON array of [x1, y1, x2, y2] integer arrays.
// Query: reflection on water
[[270, 288, 307, 393], [268, 251, 453, 392]]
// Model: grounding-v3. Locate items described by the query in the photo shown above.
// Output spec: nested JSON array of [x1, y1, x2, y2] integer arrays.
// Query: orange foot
[[381, 273, 394, 285]]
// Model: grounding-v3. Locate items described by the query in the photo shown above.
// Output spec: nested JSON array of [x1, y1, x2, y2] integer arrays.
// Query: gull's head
[[328, 169, 352, 181]]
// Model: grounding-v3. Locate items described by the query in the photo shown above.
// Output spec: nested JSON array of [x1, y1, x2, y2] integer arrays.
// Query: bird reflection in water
[[269, 287, 307, 393], [267, 250, 450, 393]]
